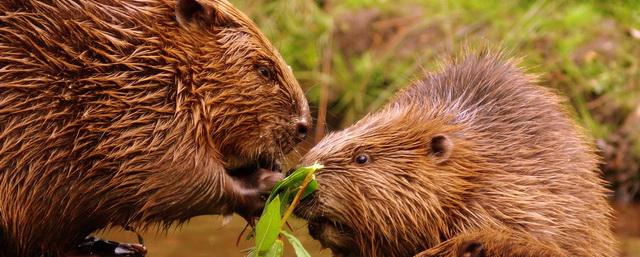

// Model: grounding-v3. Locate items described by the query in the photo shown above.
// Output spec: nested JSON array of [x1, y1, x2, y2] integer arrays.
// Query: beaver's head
[[174, 0, 311, 172], [296, 106, 482, 257], [166, 0, 312, 219]]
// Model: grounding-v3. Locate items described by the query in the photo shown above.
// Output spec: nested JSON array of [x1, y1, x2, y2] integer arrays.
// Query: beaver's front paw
[[67, 236, 147, 257], [231, 167, 284, 221]]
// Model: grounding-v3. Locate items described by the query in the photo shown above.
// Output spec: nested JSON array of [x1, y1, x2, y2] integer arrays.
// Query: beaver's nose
[[295, 120, 309, 142]]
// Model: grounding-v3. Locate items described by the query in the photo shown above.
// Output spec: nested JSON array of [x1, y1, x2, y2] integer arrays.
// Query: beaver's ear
[[428, 134, 453, 164], [176, 0, 237, 28]]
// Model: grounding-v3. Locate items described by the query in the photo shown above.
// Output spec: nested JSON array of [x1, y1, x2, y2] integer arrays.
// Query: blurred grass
[[109, 0, 640, 256]]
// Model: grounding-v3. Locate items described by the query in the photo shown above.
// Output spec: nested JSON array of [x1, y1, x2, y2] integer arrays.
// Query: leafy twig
[[281, 169, 316, 226]]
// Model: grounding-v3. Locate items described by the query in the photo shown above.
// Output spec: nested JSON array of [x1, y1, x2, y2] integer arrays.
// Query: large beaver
[[0, 0, 310, 256], [296, 52, 616, 257]]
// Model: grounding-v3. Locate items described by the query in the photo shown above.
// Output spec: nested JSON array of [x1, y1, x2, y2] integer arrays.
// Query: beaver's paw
[[459, 241, 485, 257], [230, 167, 284, 221], [67, 236, 147, 257]]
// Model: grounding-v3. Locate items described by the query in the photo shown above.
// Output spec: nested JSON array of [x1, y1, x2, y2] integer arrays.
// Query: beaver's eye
[[354, 154, 369, 165], [257, 65, 274, 81]]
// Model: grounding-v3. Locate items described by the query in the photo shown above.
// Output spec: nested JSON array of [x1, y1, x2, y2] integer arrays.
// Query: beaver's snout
[[295, 120, 310, 142], [306, 218, 326, 240], [306, 217, 354, 257]]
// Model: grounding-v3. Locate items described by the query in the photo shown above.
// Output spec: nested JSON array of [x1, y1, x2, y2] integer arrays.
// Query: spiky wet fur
[[0, 0, 309, 256], [298, 51, 615, 257]]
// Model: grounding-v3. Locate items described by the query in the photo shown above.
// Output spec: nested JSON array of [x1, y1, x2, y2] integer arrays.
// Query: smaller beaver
[[295, 51, 616, 257]]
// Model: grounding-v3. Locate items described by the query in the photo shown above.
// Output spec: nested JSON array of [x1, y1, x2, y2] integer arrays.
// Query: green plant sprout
[[246, 163, 323, 257]]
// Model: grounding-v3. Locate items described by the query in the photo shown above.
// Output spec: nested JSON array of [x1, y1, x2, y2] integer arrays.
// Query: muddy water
[[99, 216, 330, 257], [100, 205, 640, 257]]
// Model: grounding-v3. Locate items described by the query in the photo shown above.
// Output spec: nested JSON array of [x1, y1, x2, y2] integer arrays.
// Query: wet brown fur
[[0, 0, 309, 256], [297, 51, 615, 257]]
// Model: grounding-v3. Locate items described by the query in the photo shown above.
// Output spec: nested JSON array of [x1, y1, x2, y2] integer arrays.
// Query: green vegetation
[[247, 164, 322, 257], [237, 0, 640, 203]]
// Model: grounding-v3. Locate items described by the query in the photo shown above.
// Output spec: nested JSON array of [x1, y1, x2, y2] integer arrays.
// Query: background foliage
[[237, 0, 640, 203]]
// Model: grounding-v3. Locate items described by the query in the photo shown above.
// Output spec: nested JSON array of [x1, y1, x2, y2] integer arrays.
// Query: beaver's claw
[[68, 236, 147, 257]]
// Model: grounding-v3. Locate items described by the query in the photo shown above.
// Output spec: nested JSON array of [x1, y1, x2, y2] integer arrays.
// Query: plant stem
[[314, 0, 333, 143], [280, 170, 315, 227]]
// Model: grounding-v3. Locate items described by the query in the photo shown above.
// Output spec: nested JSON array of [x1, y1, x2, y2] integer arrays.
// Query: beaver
[[0, 0, 310, 256], [295, 52, 616, 257]]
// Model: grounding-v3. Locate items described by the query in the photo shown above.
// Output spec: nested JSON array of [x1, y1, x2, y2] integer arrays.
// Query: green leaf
[[267, 163, 323, 204], [279, 189, 295, 215], [255, 196, 281, 253], [280, 231, 311, 257], [301, 179, 319, 199], [249, 164, 323, 256], [267, 172, 305, 204], [263, 239, 284, 257]]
